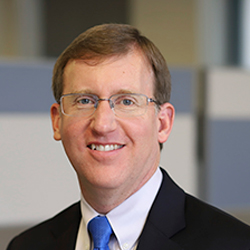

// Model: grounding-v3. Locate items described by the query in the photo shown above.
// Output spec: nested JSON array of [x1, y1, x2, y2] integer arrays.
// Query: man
[[7, 23, 250, 250]]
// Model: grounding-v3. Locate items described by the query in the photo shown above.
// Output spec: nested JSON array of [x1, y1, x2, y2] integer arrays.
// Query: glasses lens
[[112, 94, 147, 117], [61, 94, 96, 117]]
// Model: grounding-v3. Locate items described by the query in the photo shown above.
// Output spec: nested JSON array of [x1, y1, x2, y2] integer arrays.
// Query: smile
[[88, 144, 124, 151]]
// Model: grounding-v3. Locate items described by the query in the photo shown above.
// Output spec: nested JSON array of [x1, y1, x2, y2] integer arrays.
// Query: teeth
[[89, 144, 122, 151]]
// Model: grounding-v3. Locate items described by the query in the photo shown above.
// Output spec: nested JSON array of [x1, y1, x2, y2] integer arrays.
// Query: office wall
[[204, 67, 250, 221], [0, 0, 198, 65], [43, 0, 129, 57], [130, 0, 197, 66]]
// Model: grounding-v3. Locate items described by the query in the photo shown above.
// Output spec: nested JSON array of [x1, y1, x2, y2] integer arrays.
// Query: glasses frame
[[59, 93, 158, 118]]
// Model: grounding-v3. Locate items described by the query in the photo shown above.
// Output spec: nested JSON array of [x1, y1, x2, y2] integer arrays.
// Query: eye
[[75, 95, 96, 106], [114, 94, 140, 108], [122, 98, 134, 106], [78, 98, 92, 104]]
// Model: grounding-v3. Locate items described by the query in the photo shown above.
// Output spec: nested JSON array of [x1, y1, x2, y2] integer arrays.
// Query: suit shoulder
[[177, 194, 250, 248], [185, 194, 250, 229], [7, 202, 81, 250]]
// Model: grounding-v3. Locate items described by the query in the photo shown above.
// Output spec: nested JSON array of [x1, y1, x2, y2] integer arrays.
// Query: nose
[[90, 99, 117, 135]]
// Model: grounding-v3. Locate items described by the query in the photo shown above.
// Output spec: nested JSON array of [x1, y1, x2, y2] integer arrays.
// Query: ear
[[50, 103, 62, 141], [157, 102, 175, 144]]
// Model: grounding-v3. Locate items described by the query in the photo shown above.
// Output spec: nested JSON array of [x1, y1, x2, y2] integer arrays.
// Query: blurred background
[[1, 0, 250, 249]]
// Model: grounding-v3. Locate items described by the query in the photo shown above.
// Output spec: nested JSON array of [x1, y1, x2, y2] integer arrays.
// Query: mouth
[[87, 144, 124, 152]]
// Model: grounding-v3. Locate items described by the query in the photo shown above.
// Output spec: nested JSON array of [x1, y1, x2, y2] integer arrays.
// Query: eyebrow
[[66, 89, 135, 96], [69, 89, 95, 95]]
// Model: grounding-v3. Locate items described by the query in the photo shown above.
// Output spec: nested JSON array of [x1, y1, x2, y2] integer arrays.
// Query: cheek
[[60, 119, 86, 151], [60, 121, 88, 171], [127, 116, 159, 147], [61, 122, 77, 141], [61, 117, 88, 137]]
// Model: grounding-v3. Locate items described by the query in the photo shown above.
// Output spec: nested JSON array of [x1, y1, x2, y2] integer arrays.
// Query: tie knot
[[88, 216, 113, 250]]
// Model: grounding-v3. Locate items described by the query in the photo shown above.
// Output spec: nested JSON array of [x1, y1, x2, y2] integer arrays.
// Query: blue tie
[[88, 216, 113, 250]]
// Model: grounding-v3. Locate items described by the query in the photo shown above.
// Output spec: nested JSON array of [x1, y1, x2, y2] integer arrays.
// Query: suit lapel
[[137, 169, 186, 250], [137, 222, 184, 250], [54, 222, 79, 250], [49, 202, 81, 250]]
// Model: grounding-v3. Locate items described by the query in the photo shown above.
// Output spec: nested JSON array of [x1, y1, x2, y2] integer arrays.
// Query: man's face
[[51, 49, 174, 204]]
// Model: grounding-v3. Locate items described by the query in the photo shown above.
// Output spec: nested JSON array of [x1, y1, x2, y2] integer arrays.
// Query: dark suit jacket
[[7, 169, 250, 250]]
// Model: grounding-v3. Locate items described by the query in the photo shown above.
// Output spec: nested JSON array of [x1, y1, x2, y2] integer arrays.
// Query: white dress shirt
[[75, 167, 163, 250]]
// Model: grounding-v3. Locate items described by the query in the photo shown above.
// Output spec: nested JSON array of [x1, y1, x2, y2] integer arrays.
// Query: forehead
[[63, 49, 154, 95]]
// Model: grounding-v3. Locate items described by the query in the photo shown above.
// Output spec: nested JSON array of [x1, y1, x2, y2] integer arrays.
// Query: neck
[[81, 187, 125, 214], [78, 166, 158, 214]]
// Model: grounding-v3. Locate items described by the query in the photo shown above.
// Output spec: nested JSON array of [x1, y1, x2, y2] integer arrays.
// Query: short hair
[[52, 23, 171, 150]]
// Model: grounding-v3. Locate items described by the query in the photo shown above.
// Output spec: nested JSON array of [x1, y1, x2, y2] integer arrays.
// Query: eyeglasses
[[59, 93, 157, 117]]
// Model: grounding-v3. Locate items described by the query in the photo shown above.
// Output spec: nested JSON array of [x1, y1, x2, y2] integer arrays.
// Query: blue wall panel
[[0, 61, 55, 113], [207, 120, 250, 208]]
